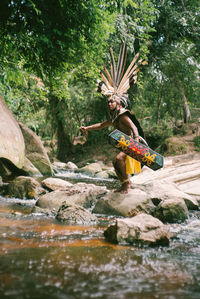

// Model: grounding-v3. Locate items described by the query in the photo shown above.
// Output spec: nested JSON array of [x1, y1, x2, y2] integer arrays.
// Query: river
[[0, 174, 200, 298]]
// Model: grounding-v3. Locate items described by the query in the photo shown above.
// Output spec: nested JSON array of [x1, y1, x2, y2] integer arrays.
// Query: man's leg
[[112, 152, 131, 193]]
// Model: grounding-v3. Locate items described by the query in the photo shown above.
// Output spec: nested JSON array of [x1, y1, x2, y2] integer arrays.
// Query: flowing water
[[0, 172, 200, 299]]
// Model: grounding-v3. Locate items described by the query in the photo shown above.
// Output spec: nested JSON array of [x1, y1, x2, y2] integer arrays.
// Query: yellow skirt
[[126, 155, 141, 174]]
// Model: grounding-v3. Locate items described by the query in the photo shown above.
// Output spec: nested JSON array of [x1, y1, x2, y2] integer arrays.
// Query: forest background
[[0, 0, 199, 163]]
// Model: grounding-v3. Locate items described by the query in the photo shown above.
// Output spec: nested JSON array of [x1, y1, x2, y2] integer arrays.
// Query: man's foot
[[114, 179, 131, 193]]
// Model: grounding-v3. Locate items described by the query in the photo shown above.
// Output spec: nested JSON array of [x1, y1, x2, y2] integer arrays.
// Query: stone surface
[[52, 161, 78, 171], [19, 122, 53, 176], [5, 176, 45, 199], [41, 177, 73, 191], [79, 162, 102, 176], [139, 181, 198, 210], [34, 183, 107, 214], [104, 213, 170, 246], [56, 202, 97, 224], [0, 97, 25, 169], [154, 198, 189, 223], [22, 157, 42, 176], [93, 188, 153, 217]]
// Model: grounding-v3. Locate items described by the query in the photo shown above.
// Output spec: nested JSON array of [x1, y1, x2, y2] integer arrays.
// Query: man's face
[[107, 96, 117, 111]]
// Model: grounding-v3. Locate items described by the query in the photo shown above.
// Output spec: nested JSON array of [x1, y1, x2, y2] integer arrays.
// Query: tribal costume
[[110, 108, 143, 174], [96, 43, 147, 175]]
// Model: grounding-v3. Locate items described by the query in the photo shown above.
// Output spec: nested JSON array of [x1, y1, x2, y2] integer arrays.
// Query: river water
[[0, 173, 200, 298]]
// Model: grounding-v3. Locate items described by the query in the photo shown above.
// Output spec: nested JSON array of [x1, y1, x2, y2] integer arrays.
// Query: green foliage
[[0, 59, 48, 125], [145, 117, 174, 149], [194, 136, 200, 151], [0, 0, 199, 160]]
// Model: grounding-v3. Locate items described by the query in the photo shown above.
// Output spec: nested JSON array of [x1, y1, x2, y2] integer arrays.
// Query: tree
[[0, 0, 117, 160], [147, 0, 200, 123]]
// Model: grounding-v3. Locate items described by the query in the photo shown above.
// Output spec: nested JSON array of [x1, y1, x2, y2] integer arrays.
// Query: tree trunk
[[180, 87, 191, 123], [156, 94, 162, 124], [57, 118, 72, 161], [48, 72, 72, 161], [48, 94, 72, 162]]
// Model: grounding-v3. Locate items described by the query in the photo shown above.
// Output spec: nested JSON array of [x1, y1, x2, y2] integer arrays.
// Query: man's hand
[[135, 137, 139, 142], [80, 126, 88, 135]]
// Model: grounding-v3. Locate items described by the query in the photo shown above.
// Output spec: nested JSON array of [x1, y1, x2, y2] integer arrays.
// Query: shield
[[109, 129, 164, 171]]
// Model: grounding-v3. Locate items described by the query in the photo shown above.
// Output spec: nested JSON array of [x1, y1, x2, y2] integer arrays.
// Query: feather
[[118, 47, 127, 84], [103, 66, 114, 87], [110, 64, 114, 83], [96, 43, 147, 101], [100, 71, 113, 91], [118, 53, 140, 92], [116, 43, 127, 86], [125, 58, 143, 78], [109, 47, 117, 91], [117, 79, 130, 95]]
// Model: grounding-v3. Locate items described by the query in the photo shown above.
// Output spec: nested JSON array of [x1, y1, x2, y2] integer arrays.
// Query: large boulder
[[0, 97, 25, 170], [140, 181, 198, 210], [104, 213, 170, 246], [93, 188, 155, 217], [93, 181, 195, 224], [34, 182, 107, 214], [19, 122, 53, 176]]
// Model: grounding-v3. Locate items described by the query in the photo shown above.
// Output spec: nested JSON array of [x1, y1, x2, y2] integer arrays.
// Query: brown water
[[0, 195, 200, 299]]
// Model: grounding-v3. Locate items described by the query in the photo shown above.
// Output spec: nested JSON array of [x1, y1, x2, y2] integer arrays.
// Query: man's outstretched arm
[[80, 121, 112, 135]]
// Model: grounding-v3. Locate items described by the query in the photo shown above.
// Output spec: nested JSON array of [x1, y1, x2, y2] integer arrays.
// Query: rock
[[22, 157, 42, 176], [5, 176, 45, 199], [0, 97, 25, 170], [56, 203, 97, 224], [79, 162, 102, 176], [41, 178, 73, 191], [66, 161, 78, 170], [132, 154, 200, 187], [96, 171, 109, 179], [34, 190, 71, 214], [183, 196, 199, 210], [177, 178, 200, 198], [93, 188, 154, 217], [25, 153, 52, 175], [93, 180, 194, 224], [52, 161, 78, 171], [104, 213, 170, 246], [106, 169, 118, 179], [154, 198, 189, 223], [140, 181, 197, 210], [19, 122, 53, 176], [52, 161, 67, 171], [34, 183, 107, 214]]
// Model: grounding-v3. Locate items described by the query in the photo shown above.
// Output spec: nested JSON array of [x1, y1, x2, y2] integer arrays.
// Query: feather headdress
[[97, 42, 147, 107]]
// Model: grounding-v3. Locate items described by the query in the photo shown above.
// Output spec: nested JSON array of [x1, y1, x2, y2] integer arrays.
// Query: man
[[80, 43, 146, 193], [80, 95, 144, 193]]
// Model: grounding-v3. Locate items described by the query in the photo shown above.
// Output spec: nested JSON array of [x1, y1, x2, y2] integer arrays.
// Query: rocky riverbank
[[1, 151, 199, 247]]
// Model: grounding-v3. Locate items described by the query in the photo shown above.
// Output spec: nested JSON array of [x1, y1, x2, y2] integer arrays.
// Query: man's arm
[[80, 120, 112, 135]]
